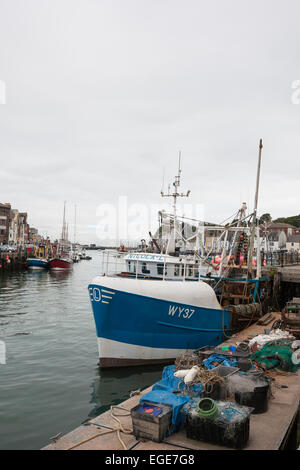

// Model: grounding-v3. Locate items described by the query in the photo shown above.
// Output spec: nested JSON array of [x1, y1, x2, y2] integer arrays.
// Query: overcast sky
[[1, 0, 300, 244]]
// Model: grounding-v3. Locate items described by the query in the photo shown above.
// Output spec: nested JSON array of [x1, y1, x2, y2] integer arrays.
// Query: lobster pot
[[234, 382, 269, 414], [185, 401, 253, 449], [227, 371, 270, 414], [175, 352, 201, 370]]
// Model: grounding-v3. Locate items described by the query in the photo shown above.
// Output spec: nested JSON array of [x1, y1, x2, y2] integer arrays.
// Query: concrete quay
[[43, 313, 300, 451]]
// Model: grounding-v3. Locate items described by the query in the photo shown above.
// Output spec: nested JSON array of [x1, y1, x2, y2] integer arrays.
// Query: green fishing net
[[251, 340, 299, 373]]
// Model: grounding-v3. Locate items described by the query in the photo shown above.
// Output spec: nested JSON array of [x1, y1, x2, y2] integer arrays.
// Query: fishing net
[[192, 367, 225, 396], [251, 340, 299, 373]]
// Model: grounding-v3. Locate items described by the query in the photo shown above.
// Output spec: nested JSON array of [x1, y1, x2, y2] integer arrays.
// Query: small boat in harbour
[[26, 239, 51, 270], [49, 202, 73, 271], [49, 257, 72, 271], [26, 258, 49, 270]]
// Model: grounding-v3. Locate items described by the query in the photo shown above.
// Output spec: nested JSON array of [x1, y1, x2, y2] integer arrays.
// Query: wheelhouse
[[122, 253, 201, 280]]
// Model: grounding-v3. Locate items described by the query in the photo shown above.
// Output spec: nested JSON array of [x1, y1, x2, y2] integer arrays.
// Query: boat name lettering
[[127, 254, 164, 262], [168, 304, 195, 319]]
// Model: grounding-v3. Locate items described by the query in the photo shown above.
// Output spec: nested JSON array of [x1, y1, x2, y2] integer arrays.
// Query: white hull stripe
[[102, 289, 115, 295], [97, 337, 193, 361]]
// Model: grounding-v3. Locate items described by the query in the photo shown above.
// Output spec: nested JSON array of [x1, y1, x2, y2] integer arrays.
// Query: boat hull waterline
[[49, 258, 73, 271], [26, 258, 49, 270], [88, 277, 230, 368]]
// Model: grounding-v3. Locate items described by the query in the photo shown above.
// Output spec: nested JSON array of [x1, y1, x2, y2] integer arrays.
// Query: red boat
[[49, 202, 73, 271], [48, 257, 73, 271]]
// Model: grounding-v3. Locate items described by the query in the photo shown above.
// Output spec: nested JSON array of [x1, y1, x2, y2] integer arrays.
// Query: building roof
[[287, 235, 300, 243], [262, 222, 297, 230]]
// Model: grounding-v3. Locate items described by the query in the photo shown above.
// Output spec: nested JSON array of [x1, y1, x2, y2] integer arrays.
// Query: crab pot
[[234, 383, 269, 414], [228, 371, 270, 414], [131, 401, 172, 442], [185, 401, 252, 449]]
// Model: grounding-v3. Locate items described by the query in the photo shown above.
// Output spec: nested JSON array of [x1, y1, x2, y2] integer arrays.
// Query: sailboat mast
[[62, 201, 66, 241], [74, 204, 77, 245], [247, 139, 263, 276]]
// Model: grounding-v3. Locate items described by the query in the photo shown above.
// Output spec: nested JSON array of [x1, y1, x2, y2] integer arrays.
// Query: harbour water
[[0, 253, 162, 450]]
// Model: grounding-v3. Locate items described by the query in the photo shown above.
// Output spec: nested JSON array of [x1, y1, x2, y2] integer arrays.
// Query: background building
[[0, 203, 11, 244]]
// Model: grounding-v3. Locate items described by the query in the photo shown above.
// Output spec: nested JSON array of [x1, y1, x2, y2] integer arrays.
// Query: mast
[[161, 152, 190, 254], [247, 139, 263, 277], [61, 201, 66, 241], [74, 204, 77, 245]]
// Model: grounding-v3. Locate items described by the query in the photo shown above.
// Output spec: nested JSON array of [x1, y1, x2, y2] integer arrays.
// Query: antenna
[[160, 152, 190, 253], [161, 151, 190, 199]]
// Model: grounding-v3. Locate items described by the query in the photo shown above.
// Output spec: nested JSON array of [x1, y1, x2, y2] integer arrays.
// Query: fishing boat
[[26, 258, 49, 270], [26, 239, 51, 270], [89, 142, 270, 367], [49, 202, 73, 271], [49, 257, 73, 270]]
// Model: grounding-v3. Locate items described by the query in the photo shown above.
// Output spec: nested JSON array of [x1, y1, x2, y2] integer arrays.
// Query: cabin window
[[141, 262, 150, 274], [174, 264, 180, 276], [157, 263, 167, 276], [128, 261, 136, 273]]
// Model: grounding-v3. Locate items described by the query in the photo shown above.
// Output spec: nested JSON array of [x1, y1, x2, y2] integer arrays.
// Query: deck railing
[[262, 251, 300, 267]]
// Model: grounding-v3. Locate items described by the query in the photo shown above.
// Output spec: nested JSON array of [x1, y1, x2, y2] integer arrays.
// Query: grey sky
[[0, 0, 300, 243]]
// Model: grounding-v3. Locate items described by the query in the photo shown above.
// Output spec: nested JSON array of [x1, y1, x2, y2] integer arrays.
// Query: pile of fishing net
[[251, 339, 299, 373], [249, 329, 295, 351]]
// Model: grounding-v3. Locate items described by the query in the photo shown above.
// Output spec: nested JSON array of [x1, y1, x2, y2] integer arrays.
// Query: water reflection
[[49, 270, 73, 282], [87, 365, 163, 420], [0, 253, 168, 450]]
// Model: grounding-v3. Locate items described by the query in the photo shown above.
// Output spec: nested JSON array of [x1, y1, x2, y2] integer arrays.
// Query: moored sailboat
[[49, 202, 73, 271]]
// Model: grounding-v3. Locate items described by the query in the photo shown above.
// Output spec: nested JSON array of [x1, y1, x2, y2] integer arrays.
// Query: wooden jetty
[[43, 312, 300, 451], [0, 251, 28, 272], [264, 265, 300, 284]]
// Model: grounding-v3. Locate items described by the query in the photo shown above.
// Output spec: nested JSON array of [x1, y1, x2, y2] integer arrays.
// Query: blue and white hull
[[88, 277, 230, 368], [26, 258, 49, 270]]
